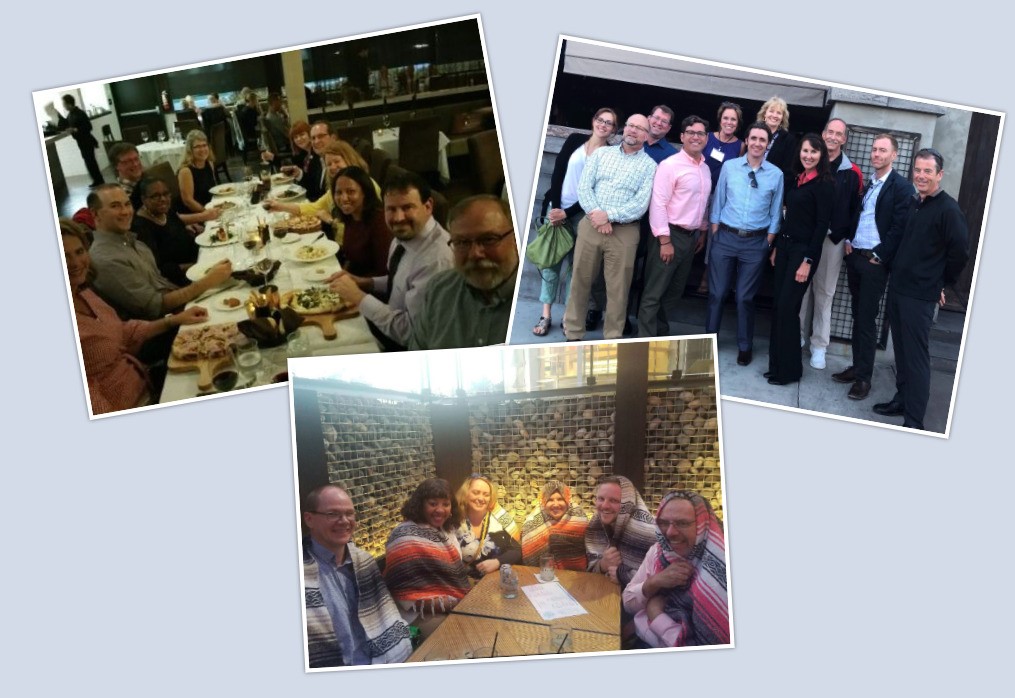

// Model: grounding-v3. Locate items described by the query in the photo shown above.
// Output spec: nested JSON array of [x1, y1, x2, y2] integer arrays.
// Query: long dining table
[[158, 180, 379, 403], [407, 565, 621, 662]]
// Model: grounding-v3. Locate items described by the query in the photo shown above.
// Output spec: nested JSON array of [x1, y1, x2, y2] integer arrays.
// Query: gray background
[[9, 1, 1010, 693]]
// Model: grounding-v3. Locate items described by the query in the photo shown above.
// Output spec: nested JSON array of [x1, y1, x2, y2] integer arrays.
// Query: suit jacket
[[852, 168, 915, 265], [303, 152, 327, 202]]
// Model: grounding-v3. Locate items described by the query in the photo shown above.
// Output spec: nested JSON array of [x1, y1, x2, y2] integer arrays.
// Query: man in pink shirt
[[637, 115, 712, 337]]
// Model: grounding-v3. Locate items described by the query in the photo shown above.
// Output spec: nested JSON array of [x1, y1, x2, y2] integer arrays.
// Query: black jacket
[[303, 152, 327, 202], [779, 175, 834, 264], [827, 153, 863, 244], [856, 169, 915, 264], [540, 132, 587, 218], [889, 190, 969, 302], [765, 128, 798, 180]]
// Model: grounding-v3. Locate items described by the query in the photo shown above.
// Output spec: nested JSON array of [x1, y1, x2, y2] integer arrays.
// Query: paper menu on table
[[520, 582, 589, 620]]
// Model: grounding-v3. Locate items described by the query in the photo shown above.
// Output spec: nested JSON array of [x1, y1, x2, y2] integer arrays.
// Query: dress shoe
[[585, 309, 603, 332], [737, 349, 752, 366], [763, 370, 773, 379], [873, 399, 904, 416], [832, 366, 855, 384], [809, 347, 826, 370], [847, 380, 871, 400], [768, 376, 797, 386]]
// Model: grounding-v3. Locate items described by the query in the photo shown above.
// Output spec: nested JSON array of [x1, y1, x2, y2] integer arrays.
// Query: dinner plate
[[270, 173, 294, 185], [206, 197, 243, 212], [276, 232, 301, 244], [287, 238, 339, 263], [209, 183, 241, 197], [211, 294, 246, 312], [303, 266, 333, 282], [196, 227, 239, 247], [270, 184, 306, 201]]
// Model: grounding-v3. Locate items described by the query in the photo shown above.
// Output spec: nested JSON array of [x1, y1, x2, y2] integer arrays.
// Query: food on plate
[[271, 173, 293, 183], [171, 323, 242, 361], [295, 244, 331, 261], [222, 296, 242, 308], [276, 214, 321, 234], [286, 287, 344, 315], [212, 227, 235, 243], [214, 185, 236, 196], [278, 188, 302, 199], [209, 200, 237, 211]]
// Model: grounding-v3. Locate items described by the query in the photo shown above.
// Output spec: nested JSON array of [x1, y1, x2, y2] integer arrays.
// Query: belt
[[853, 248, 877, 260], [668, 224, 696, 236], [719, 223, 767, 238]]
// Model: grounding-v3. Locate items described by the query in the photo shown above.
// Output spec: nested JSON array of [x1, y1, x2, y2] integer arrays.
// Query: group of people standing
[[301, 473, 730, 666], [535, 97, 969, 430]]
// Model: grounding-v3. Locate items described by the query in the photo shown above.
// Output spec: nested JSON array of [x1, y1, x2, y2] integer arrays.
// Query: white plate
[[209, 183, 241, 197], [206, 197, 244, 212], [186, 259, 237, 283], [278, 232, 301, 244], [288, 238, 339, 263], [270, 184, 306, 201], [196, 227, 239, 247], [270, 173, 294, 185], [304, 267, 333, 282], [211, 294, 246, 312]]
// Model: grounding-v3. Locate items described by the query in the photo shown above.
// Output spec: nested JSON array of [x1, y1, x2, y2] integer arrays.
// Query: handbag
[[525, 217, 574, 270]]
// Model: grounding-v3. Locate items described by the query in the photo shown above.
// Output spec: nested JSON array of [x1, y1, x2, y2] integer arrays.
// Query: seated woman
[[332, 165, 393, 277], [585, 475, 656, 589], [62, 219, 208, 414], [132, 176, 200, 287], [455, 474, 521, 578], [521, 480, 588, 571], [177, 129, 218, 214], [265, 140, 379, 245], [384, 478, 470, 637], [622, 491, 730, 647]]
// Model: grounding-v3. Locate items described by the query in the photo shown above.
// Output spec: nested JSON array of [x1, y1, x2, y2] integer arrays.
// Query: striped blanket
[[585, 475, 656, 587], [521, 481, 588, 570], [383, 521, 471, 616]]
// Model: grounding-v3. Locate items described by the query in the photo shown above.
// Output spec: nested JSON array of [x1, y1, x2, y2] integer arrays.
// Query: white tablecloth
[[372, 128, 451, 183], [136, 141, 187, 172], [159, 188, 380, 403]]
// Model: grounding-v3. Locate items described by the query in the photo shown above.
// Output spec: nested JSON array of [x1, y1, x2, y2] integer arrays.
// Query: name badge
[[710, 148, 725, 163]]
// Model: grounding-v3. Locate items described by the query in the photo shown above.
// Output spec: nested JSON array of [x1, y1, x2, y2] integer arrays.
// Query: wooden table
[[452, 565, 620, 636]]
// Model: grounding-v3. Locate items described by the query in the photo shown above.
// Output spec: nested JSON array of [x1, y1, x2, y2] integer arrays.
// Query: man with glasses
[[707, 122, 784, 366], [302, 484, 411, 667], [643, 105, 678, 164], [328, 171, 453, 351], [638, 115, 712, 337], [799, 118, 863, 370], [832, 134, 913, 401], [564, 114, 657, 341], [873, 148, 968, 430], [410, 195, 517, 349]]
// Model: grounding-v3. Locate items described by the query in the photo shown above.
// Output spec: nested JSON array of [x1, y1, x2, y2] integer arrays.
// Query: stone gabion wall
[[318, 393, 436, 558], [642, 386, 723, 520], [467, 394, 617, 523]]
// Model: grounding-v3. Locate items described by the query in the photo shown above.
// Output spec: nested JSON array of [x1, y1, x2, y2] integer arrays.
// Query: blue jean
[[537, 211, 581, 307]]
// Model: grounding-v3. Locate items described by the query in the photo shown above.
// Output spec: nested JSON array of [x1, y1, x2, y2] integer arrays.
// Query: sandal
[[532, 316, 552, 336]]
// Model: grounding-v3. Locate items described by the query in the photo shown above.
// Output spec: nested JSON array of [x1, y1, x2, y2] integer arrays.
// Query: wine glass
[[157, 130, 167, 142], [211, 354, 240, 392], [140, 129, 150, 143], [242, 226, 261, 266]]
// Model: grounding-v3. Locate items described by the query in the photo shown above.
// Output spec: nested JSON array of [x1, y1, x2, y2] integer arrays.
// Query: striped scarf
[[383, 521, 471, 616], [457, 505, 520, 564], [585, 476, 656, 586], [303, 541, 412, 667], [521, 481, 589, 570], [652, 491, 730, 646]]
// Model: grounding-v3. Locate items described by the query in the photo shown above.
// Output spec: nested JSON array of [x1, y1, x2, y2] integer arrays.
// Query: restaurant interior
[[39, 17, 504, 220]]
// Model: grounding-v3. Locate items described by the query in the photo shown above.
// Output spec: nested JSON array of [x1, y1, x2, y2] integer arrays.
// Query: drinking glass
[[157, 130, 167, 142], [286, 329, 310, 358], [539, 554, 555, 581], [549, 623, 573, 653]]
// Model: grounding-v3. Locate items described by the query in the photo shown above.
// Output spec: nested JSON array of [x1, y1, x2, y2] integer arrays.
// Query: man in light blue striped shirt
[[706, 122, 784, 366], [564, 114, 657, 340]]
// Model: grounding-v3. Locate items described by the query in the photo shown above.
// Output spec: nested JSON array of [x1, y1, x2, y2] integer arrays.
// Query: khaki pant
[[799, 235, 844, 350], [564, 217, 640, 339]]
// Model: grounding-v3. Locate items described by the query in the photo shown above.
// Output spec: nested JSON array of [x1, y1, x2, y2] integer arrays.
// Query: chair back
[[369, 148, 391, 184], [397, 117, 440, 175], [122, 126, 148, 146], [176, 119, 202, 139], [337, 124, 373, 146], [210, 122, 231, 181], [145, 161, 181, 202], [468, 129, 504, 195]]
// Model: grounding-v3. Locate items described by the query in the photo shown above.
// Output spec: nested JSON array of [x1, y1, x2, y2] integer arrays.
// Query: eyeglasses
[[748, 170, 759, 189], [625, 122, 649, 133], [594, 117, 615, 128], [448, 230, 513, 252], [657, 518, 696, 531], [309, 511, 355, 522], [683, 129, 707, 138]]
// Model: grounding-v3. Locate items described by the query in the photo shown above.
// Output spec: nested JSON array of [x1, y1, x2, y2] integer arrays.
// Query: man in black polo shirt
[[873, 148, 969, 430]]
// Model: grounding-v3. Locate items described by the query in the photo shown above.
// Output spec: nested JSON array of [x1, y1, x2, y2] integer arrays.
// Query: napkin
[[232, 260, 281, 286], [237, 308, 303, 347]]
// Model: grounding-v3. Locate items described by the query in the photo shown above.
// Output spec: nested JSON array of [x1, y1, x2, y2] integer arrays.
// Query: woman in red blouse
[[331, 166, 393, 277], [62, 220, 208, 415]]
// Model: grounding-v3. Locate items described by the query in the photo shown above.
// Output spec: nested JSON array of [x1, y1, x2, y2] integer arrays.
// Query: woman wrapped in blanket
[[622, 491, 730, 647], [521, 480, 588, 571], [585, 475, 655, 588], [455, 474, 521, 578], [384, 478, 470, 637]]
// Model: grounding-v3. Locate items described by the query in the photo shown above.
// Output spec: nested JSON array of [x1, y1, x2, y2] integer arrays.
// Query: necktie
[[385, 244, 406, 301]]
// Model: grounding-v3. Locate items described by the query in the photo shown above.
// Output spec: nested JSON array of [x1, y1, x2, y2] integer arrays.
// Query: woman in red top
[[332, 166, 393, 277], [62, 220, 208, 415]]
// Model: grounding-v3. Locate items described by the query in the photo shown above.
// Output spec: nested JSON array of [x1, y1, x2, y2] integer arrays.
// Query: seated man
[[328, 171, 453, 351], [409, 195, 518, 350], [87, 184, 231, 320], [302, 484, 411, 667]]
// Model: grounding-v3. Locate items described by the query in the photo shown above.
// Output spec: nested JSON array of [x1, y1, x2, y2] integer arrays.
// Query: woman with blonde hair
[[177, 129, 218, 214], [455, 474, 521, 577], [756, 96, 797, 177]]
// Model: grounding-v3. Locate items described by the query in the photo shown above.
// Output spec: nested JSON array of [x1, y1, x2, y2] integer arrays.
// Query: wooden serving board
[[167, 353, 233, 391], [296, 306, 360, 340]]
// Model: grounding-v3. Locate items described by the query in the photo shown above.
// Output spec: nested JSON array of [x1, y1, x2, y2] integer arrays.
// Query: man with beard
[[328, 171, 453, 351], [409, 195, 518, 349]]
